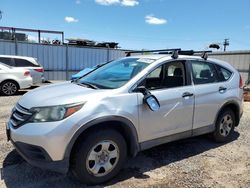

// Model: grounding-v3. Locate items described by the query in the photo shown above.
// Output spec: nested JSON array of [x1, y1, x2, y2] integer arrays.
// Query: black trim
[[192, 124, 215, 136], [140, 130, 192, 151], [140, 125, 216, 151], [11, 140, 69, 174], [184, 60, 192, 86], [10, 104, 34, 129], [64, 116, 140, 159]]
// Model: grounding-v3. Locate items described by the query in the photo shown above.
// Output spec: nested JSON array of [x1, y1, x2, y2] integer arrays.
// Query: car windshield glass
[[76, 58, 154, 89]]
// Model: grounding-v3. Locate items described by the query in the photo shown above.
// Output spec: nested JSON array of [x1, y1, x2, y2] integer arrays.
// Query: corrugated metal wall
[[0, 40, 126, 80], [0, 40, 249, 82]]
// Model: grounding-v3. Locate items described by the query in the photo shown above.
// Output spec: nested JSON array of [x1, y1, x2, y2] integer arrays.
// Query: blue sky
[[1, 0, 250, 50]]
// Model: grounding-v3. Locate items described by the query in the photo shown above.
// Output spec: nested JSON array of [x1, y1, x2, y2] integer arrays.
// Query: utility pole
[[223, 38, 229, 51]]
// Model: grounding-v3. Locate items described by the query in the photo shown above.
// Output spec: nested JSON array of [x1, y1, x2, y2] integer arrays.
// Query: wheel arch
[[215, 100, 241, 127], [0, 79, 20, 92], [0, 79, 20, 89], [65, 116, 140, 164]]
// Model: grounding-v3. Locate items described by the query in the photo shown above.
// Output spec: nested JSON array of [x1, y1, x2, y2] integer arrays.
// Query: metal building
[[0, 39, 249, 82], [0, 40, 125, 80]]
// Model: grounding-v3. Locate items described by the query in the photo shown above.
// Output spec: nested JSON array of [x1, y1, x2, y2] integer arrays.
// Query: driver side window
[[140, 61, 186, 90]]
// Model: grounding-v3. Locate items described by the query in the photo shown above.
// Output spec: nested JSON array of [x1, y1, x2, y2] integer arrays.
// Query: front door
[[137, 60, 195, 142]]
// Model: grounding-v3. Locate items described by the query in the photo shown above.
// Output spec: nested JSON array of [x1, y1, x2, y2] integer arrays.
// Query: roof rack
[[125, 48, 181, 57], [126, 48, 212, 60]]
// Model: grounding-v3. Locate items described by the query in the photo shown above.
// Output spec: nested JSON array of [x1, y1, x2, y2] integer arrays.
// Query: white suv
[[6, 49, 243, 184], [0, 63, 32, 95], [0, 55, 45, 84]]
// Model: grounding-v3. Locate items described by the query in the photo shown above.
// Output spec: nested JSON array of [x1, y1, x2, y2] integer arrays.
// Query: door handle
[[219, 86, 227, 92], [182, 92, 194, 98]]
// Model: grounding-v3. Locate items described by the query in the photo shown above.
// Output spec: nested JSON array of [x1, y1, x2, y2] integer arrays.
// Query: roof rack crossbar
[[178, 50, 212, 55], [125, 48, 181, 56], [125, 48, 212, 60]]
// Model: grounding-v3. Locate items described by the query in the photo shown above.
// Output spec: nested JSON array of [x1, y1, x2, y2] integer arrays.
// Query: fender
[[64, 115, 140, 160], [214, 100, 241, 127]]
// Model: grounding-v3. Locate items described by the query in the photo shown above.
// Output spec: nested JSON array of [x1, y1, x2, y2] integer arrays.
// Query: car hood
[[18, 82, 108, 109]]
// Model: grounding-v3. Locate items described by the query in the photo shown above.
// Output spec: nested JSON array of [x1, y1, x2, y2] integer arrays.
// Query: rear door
[[137, 60, 195, 142], [189, 60, 228, 131]]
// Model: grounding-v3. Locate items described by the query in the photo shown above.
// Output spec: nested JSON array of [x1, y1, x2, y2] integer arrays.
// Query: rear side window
[[215, 65, 232, 81], [14, 58, 39, 67], [0, 57, 15, 66], [190, 60, 218, 85]]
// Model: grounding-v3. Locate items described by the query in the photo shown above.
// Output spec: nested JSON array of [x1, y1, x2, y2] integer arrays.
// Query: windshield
[[76, 58, 154, 89]]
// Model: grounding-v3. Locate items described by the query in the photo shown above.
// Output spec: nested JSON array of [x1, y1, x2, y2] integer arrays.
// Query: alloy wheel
[[219, 114, 233, 137], [86, 140, 119, 177], [2, 82, 17, 95]]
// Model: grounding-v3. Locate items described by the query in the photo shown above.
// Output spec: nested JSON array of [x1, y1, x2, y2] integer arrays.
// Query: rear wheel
[[71, 129, 127, 185], [0, 80, 19, 96], [212, 109, 235, 142]]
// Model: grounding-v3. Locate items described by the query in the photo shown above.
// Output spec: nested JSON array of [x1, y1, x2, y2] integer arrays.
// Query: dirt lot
[[0, 89, 249, 188]]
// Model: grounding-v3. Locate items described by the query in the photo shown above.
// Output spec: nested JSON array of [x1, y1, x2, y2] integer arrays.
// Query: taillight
[[239, 74, 243, 89], [24, 70, 30, 77], [34, 68, 44, 72]]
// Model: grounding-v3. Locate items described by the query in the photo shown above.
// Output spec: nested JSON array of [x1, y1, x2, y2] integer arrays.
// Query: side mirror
[[134, 86, 160, 111], [144, 95, 160, 111]]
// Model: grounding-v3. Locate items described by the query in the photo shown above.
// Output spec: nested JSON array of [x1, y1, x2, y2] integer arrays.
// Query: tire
[[212, 108, 235, 142], [0, 80, 19, 96], [71, 129, 127, 185]]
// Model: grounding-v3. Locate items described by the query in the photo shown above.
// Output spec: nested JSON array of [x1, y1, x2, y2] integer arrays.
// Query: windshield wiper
[[77, 82, 99, 89]]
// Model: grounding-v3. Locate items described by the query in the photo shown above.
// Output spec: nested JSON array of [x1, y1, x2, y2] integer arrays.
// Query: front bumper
[[6, 101, 115, 174], [6, 122, 69, 173], [11, 140, 69, 173]]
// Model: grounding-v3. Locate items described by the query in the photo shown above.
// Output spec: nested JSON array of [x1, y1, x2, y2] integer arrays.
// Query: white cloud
[[145, 15, 167, 25], [95, 0, 120, 6], [95, 0, 139, 7], [121, 0, 139, 6], [65, 16, 79, 23], [76, 0, 81, 4]]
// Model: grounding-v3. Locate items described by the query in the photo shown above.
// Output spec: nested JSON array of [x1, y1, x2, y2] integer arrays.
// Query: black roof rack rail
[[125, 48, 181, 57], [178, 50, 212, 56], [125, 48, 212, 60], [177, 50, 211, 60]]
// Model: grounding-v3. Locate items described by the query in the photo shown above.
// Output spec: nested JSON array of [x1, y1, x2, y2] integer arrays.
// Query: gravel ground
[[0, 88, 249, 188]]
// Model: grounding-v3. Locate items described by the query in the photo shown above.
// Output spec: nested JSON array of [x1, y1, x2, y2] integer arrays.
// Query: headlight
[[30, 103, 84, 122]]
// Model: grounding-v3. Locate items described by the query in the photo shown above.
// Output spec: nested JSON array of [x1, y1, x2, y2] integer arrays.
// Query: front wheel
[[71, 129, 127, 185], [212, 109, 235, 142]]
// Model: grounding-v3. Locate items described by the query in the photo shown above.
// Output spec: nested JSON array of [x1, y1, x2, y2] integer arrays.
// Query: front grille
[[10, 104, 33, 128]]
